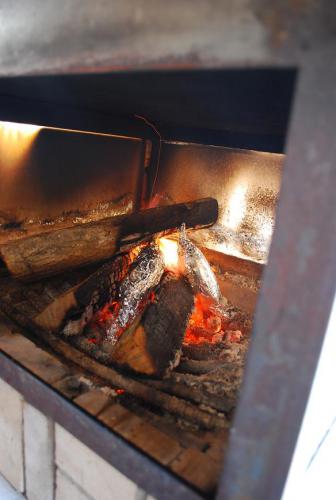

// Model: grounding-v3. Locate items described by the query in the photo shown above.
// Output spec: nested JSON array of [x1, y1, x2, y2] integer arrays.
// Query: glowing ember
[[185, 293, 230, 345], [95, 302, 120, 326], [128, 244, 145, 262], [158, 237, 180, 273], [87, 337, 98, 344], [115, 388, 125, 395]]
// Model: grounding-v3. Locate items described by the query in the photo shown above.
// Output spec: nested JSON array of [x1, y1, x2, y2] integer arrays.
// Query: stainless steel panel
[[155, 141, 283, 263]]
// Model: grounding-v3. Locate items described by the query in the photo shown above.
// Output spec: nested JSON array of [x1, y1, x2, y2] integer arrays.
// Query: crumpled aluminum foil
[[106, 243, 164, 343], [178, 223, 221, 302]]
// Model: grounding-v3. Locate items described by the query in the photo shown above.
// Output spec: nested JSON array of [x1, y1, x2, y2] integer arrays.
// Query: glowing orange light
[[158, 237, 179, 272], [115, 388, 125, 395], [184, 293, 230, 345], [226, 181, 248, 231], [0, 121, 41, 136], [0, 121, 42, 172]]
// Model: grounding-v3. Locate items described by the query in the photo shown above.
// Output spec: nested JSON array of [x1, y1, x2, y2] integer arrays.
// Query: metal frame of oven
[[0, 2, 335, 499]]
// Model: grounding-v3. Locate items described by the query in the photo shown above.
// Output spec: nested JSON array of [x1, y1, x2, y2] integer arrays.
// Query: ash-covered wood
[[34, 255, 130, 334], [31, 322, 229, 430], [143, 349, 246, 414], [111, 275, 194, 376], [0, 198, 218, 280], [177, 358, 234, 375]]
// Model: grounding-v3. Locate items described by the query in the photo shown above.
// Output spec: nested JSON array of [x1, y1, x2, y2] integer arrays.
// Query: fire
[[158, 237, 180, 273], [87, 235, 241, 348], [185, 293, 230, 345]]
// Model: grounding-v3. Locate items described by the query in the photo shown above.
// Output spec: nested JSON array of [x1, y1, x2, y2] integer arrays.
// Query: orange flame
[[87, 239, 238, 347], [158, 237, 180, 273], [0, 121, 41, 173], [185, 293, 230, 345]]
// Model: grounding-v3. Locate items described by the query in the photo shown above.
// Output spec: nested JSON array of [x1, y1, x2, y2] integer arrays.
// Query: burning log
[[0, 198, 218, 281], [34, 255, 131, 334], [111, 274, 194, 377], [34, 243, 163, 337]]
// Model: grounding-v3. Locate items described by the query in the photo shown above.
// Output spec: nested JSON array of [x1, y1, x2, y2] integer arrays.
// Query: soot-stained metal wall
[[0, 125, 144, 231], [155, 141, 283, 263]]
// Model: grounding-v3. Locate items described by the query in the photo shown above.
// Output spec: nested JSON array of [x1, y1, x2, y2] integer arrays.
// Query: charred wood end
[[111, 274, 194, 377]]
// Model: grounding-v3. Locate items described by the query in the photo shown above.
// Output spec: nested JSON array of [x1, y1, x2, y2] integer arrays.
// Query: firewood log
[[0, 198, 218, 281], [34, 255, 130, 334], [110, 274, 194, 377]]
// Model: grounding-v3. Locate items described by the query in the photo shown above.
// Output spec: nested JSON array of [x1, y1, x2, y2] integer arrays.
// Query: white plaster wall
[[282, 293, 336, 500], [0, 474, 24, 500], [0, 380, 24, 492]]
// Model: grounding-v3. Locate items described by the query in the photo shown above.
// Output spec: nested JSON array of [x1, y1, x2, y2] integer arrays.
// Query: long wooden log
[[144, 371, 239, 413], [0, 198, 218, 281], [47, 332, 228, 430]]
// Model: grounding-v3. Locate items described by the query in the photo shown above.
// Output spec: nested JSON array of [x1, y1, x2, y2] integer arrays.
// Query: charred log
[[144, 367, 242, 413], [0, 198, 218, 280], [32, 322, 228, 430], [177, 358, 232, 375], [34, 255, 130, 334], [111, 274, 194, 377]]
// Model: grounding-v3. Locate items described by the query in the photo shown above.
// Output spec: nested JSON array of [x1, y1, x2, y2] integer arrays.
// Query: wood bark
[[0, 198, 218, 280], [34, 255, 130, 334], [111, 275, 194, 377]]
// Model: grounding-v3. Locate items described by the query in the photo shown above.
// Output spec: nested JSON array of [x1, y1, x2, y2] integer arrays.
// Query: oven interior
[[0, 69, 296, 496]]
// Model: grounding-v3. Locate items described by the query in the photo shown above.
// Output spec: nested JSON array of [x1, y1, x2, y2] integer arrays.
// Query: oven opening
[[0, 68, 297, 496]]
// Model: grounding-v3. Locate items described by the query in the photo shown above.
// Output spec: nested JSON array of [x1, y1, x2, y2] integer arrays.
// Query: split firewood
[[0, 198, 218, 281], [110, 274, 194, 377], [34, 255, 131, 334]]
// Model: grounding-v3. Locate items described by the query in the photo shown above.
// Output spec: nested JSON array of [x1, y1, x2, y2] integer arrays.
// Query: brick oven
[[0, 3, 335, 500]]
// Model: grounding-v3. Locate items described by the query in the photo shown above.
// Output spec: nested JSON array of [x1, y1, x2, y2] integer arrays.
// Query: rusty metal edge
[[0, 351, 203, 500], [217, 47, 336, 500], [0, 1, 334, 76]]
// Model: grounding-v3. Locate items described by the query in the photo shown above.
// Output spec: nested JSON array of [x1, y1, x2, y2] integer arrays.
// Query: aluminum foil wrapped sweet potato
[[105, 243, 164, 343], [178, 223, 221, 302]]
